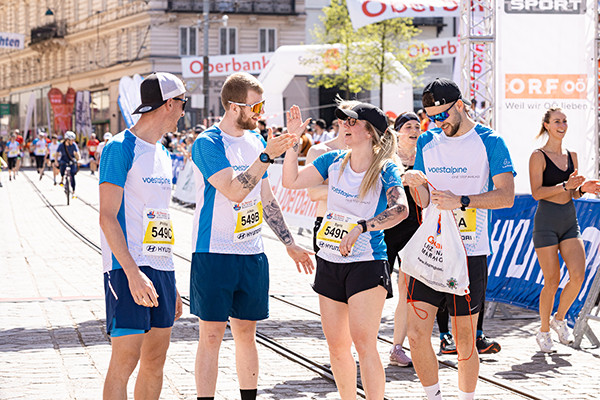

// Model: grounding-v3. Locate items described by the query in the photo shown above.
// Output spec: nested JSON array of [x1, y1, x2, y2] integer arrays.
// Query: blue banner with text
[[487, 195, 600, 327]]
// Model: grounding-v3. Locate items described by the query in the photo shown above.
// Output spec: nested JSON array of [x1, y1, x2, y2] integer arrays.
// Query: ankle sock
[[423, 382, 443, 400], [458, 389, 475, 400], [440, 331, 450, 340], [476, 329, 483, 338], [240, 388, 257, 400]]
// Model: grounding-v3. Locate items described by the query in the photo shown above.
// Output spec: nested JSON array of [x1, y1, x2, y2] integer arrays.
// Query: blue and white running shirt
[[99, 129, 174, 273], [191, 125, 267, 255], [414, 124, 515, 256], [32, 138, 48, 156], [312, 150, 404, 263]]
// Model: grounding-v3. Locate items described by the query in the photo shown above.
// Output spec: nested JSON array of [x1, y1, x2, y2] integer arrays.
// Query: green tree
[[308, 0, 429, 105]]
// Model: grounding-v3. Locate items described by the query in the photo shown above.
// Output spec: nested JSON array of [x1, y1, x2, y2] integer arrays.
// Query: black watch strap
[[460, 195, 470, 211], [259, 152, 274, 164], [357, 219, 367, 233]]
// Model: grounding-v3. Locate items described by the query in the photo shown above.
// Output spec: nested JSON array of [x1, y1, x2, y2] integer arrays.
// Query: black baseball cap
[[394, 112, 419, 131], [132, 72, 186, 114], [422, 78, 471, 108], [335, 103, 389, 134]]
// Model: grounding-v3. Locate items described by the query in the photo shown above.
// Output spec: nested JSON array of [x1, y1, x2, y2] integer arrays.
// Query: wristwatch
[[357, 219, 368, 233], [259, 152, 274, 164], [460, 195, 471, 211]]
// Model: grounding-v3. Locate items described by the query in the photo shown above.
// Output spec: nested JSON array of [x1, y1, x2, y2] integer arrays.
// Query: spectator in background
[[529, 108, 600, 353], [416, 109, 429, 132], [95, 132, 112, 166], [330, 119, 340, 138], [299, 124, 314, 162], [312, 119, 332, 144], [87, 133, 100, 176], [258, 119, 268, 141]]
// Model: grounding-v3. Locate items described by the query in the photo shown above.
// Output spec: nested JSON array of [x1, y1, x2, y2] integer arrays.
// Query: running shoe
[[536, 330, 555, 353], [439, 333, 457, 355], [389, 344, 412, 367], [476, 334, 501, 354], [550, 315, 574, 345]]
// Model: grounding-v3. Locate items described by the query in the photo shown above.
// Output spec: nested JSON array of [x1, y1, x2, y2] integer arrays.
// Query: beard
[[236, 110, 257, 130]]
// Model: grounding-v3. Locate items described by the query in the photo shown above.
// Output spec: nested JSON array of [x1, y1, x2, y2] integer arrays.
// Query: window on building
[[180, 27, 198, 56], [259, 28, 276, 53], [91, 90, 110, 123], [219, 27, 237, 55]]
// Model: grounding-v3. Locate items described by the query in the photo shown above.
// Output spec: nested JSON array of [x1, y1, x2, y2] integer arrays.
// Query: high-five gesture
[[264, 127, 296, 159], [286, 105, 311, 139]]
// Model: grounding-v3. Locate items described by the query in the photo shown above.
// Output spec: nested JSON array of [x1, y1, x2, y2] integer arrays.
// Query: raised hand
[[581, 179, 600, 195], [566, 169, 585, 190], [286, 105, 311, 139]]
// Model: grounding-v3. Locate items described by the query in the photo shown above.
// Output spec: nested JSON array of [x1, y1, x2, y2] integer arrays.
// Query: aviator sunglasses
[[427, 100, 457, 123], [228, 99, 266, 114]]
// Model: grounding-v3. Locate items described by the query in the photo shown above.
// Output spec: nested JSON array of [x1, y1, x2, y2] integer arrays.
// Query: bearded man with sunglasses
[[190, 72, 314, 400], [402, 78, 515, 400]]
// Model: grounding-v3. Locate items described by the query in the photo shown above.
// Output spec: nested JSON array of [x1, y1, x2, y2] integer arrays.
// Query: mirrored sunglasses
[[228, 99, 266, 114]]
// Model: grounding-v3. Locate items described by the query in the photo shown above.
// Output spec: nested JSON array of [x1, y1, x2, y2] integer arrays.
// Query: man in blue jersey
[[190, 72, 314, 400], [99, 72, 185, 400], [403, 78, 515, 400]]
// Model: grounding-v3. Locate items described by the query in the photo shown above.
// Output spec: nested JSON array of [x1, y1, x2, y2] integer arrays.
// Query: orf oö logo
[[326, 212, 333, 220], [233, 203, 241, 211], [322, 49, 340, 71], [147, 211, 156, 219]]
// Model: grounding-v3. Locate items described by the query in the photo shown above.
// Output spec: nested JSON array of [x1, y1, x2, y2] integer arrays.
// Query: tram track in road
[[25, 170, 545, 400]]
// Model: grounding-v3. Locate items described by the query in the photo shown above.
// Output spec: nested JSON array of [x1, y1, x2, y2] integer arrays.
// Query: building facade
[[0, 0, 307, 136]]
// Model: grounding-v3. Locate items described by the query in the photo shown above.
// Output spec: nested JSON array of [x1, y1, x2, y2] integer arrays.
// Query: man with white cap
[[99, 72, 185, 399], [95, 132, 112, 165]]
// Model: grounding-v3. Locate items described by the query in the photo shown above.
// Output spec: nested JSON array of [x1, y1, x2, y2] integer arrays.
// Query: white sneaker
[[536, 331, 555, 353], [550, 316, 574, 345]]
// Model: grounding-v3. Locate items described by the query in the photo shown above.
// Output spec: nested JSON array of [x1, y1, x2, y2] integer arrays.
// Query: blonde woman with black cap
[[283, 103, 408, 400]]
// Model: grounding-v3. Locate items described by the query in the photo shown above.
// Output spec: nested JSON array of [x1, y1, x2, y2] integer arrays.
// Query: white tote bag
[[398, 205, 470, 295]]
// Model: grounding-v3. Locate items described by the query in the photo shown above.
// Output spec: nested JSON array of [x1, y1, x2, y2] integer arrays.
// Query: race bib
[[8, 149, 18, 157], [142, 208, 174, 257], [233, 199, 263, 242], [89, 146, 97, 153], [453, 208, 477, 244], [316, 210, 359, 256]]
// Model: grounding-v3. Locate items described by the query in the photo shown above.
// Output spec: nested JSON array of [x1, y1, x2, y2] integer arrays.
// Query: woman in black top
[[384, 112, 422, 366], [529, 108, 600, 352]]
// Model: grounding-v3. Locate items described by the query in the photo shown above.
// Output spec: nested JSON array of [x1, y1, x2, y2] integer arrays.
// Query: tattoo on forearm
[[368, 187, 408, 229], [292, 142, 299, 153], [263, 199, 294, 246], [236, 171, 260, 191]]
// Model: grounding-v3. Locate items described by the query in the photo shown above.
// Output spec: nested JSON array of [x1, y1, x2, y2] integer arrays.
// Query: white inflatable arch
[[258, 44, 413, 126]]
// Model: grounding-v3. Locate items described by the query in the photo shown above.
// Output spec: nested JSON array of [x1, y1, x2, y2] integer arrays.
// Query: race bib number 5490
[[142, 208, 174, 257]]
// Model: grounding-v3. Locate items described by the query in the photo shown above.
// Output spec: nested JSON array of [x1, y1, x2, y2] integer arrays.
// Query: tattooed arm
[[338, 186, 409, 257], [366, 186, 409, 231], [207, 130, 296, 203], [261, 178, 315, 274]]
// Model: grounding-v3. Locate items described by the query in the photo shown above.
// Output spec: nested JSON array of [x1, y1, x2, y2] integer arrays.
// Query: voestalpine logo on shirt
[[427, 166, 468, 174], [141, 176, 171, 185], [331, 186, 358, 198]]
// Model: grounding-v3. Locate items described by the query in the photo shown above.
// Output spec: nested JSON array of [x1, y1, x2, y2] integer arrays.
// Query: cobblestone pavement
[[1, 170, 599, 399]]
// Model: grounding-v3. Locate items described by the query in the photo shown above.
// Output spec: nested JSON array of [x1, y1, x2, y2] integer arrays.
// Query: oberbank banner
[[496, 0, 598, 193], [487, 195, 600, 327], [346, 0, 459, 30], [182, 53, 273, 79]]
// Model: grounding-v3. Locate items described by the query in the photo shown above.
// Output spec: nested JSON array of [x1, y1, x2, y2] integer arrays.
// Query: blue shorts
[[190, 252, 269, 322], [104, 266, 176, 337]]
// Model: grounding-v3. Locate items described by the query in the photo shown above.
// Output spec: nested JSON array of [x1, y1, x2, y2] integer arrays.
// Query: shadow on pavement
[[494, 352, 573, 380]]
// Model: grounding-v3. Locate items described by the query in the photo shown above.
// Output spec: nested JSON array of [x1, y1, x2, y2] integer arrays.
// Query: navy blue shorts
[[190, 252, 269, 322], [104, 266, 176, 337]]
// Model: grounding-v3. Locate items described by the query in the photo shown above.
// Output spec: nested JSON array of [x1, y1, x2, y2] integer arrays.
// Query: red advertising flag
[[48, 87, 76, 134]]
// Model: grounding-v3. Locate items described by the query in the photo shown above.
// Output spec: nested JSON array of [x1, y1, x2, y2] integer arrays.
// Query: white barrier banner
[[408, 36, 458, 60], [0, 32, 24, 50], [496, 0, 597, 193], [268, 164, 318, 230], [346, 0, 459, 29], [182, 53, 273, 78]]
